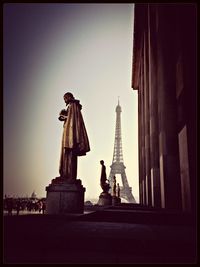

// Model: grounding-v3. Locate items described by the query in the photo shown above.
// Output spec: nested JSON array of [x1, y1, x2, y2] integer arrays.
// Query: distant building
[[31, 191, 37, 199]]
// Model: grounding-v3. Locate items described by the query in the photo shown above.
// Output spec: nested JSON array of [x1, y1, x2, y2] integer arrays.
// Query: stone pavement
[[3, 205, 197, 264]]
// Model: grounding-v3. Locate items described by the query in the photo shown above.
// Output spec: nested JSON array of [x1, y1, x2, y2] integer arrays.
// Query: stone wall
[[132, 4, 197, 212]]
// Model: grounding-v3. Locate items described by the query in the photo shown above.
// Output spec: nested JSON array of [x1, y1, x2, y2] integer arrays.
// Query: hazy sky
[[3, 3, 139, 202]]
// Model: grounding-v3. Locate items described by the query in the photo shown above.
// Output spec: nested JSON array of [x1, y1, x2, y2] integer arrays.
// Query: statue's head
[[63, 92, 74, 105], [100, 160, 104, 165]]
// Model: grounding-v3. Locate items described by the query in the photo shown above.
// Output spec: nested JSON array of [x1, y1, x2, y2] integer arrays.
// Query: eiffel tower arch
[[108, 100, 136, 203]]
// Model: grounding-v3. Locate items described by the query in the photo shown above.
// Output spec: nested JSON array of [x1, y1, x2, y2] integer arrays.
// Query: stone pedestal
[[45, 177, 85, 214], [112, 196, 121, 206], [98, 192, 112, 206]]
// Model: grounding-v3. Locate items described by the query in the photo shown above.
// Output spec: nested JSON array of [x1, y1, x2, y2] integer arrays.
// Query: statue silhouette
[[100, 160, 110, 193]]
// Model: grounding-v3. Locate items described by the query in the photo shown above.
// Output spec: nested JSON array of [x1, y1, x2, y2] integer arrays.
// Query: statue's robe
[[59, 99, 90, 180], [100, 165, 107, 187]]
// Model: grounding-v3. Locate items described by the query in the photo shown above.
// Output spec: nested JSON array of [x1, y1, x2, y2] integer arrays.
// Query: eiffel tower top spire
[[116, 97, 121, 113]]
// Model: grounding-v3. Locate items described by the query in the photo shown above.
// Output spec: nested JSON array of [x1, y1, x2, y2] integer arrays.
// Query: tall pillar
[[138, 87, 143, 204], [156, 5, 182, 210], [147, 5, 161, 208], [143, 29, 152, 206], [179, 4, 196, 214], [139, 48, 147, 205]]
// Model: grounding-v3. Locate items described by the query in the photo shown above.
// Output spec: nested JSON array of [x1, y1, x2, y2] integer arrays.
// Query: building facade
[[132, 4, 196, 212]]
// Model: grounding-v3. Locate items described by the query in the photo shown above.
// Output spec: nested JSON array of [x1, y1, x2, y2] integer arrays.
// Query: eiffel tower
[[108, 99, 136, 203]]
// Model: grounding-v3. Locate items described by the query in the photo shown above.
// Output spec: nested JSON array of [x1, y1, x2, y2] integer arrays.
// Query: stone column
[[143, 29, 152, 206], [139, 50, 147, 205], [178, 5, 196, 214], [147, 5, 161, 208], [138, 88, 143, 204], [156, 5, 182, 210]]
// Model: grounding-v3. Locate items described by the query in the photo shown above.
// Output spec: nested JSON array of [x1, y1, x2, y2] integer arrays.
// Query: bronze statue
[[117, 183, 120, 198], [100, 160, 110, 193], [112, 176, 117, 196], [59, 92, 90, 181]]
